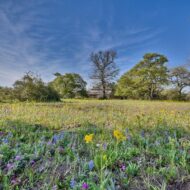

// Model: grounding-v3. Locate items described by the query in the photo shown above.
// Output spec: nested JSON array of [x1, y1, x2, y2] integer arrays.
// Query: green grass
[[0, 100, 190, 189]]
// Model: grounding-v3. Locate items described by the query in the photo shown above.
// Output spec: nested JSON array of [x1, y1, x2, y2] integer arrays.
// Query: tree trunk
[[178, 87, 183, 100], [150, 83, 155, 100], [102, 84, 106, 99]]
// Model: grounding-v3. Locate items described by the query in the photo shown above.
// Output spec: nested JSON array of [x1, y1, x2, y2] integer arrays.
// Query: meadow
[[0, 100, 190, 189]]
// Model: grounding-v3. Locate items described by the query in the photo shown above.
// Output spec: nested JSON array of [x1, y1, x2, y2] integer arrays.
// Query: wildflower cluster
[[113, 129, 126, 141], [0, 105, 189, 190], [84, 134, 94, 143]]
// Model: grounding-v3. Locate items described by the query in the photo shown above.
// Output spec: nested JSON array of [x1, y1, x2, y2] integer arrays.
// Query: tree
[[90, 50, 119, 99], [13, 72, 60, 102], [115, 53, 169, 99], [161, 89, 186, 100], [169, 66, 190, 99], [50, 73, 87, 98], [0, 87, 14, 102]]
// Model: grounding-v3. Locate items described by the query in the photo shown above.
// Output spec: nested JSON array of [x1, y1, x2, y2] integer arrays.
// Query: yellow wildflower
[[84, 134, 94, 143], [113, 130, 125, 141], [103, 154, 107, 160]]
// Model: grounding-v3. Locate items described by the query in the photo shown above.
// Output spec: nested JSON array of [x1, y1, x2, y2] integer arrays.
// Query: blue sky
[[0, 0, 190, 87]]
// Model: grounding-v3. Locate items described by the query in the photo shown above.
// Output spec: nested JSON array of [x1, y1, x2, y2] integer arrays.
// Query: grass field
[[0, 100, 190, 189]]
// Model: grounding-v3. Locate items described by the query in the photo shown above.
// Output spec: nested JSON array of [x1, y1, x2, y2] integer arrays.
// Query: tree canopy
[[0, 51, 190, 102], [13, 72, 60, 102], [169, 66, 190, 99], [50, 73, 87, 98], [90, 50, 119, 99], [116, 53, 169, 99]]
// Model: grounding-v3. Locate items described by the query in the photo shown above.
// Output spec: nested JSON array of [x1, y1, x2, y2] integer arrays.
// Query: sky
[[0, 0, 190, 87]]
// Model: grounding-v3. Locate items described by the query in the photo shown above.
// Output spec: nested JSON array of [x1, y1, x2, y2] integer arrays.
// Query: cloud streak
[[0, 0, 161, 87]]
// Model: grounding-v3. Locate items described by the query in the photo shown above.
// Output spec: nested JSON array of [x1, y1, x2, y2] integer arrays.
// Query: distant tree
[[160, 89, 187, 100], [185, 92, 190, 101], [90, 50, 119, 99], [169, 66, 190, 99], [116, 53, 168, 99], [108, 82, 117, 98], [13, 72, 60, 102], [0, 87, 14, 102], [50, 73, 87, 98]]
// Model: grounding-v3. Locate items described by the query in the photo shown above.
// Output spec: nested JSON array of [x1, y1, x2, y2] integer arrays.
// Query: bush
[[161, 89, 188, 101], [13, 73, 60, 102]]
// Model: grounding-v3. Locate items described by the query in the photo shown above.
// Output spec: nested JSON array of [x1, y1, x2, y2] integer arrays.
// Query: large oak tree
[[90, 50, 119, 99], [116, 53, 168, 99], [169, 66, 190, 98]]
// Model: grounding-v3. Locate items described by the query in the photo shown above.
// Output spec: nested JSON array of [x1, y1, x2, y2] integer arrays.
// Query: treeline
[[0, 50, 190, 102]]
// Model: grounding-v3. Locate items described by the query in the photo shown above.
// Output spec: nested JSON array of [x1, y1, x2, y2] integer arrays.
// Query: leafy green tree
[[13, 72, 60, 102], [169, 66, 190, 99], [0, 87, 14, 102], [90, 50, 119, 99], [116, 53, 168, 99], [50, 73, 87, 98], [160, 89, 187, 100]]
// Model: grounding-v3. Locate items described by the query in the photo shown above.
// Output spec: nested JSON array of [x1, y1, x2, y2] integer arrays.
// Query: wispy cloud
[[0, 0, 161, 87]]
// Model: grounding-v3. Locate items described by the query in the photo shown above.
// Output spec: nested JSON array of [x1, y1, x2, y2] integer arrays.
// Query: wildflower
[[7, 163, 14, 171], [120, 163, 126, 171], [11, 177, 21, 186], [96, 143, 101, 147], [30, 160, 35, 165], [47, 140, 52, 146], [88, 160, 94, 170], [140, 130, 145, 138], [84, 134, 94, 143], [52, 185, 57, 190], [113, 130, 125, 141], [11, 179, 17, 185], [0, 131, 5, 136], [103, 154, 107, 160], [15, 155, 21, 161], [102, 143, 107, 150], [52, 132, 64, 144], [7, 132, 13, 138], [82, 182, 89, 189], [70, 179, 76, 189], [2, 138, 9, 144]]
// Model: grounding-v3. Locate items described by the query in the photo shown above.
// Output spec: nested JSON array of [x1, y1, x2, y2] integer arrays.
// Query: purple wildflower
[[47, 140, 52, 146], [70, 179, 76, 189], [7, 163, 14, 171], [30, 160, 35, 165], [88, 160, 94, 170], [141, 130, 145, 138], [2, 138, 9, 144], [120, 163, 126, 171], [15, 155, 21, 161], [102, 143, 107, 150], [0, 131, 5, 136], [52, 132, 64, 144], [52, 185, 57, 190], [11, 179, 17, 185], [82, 183, 89, 189], [11, 177, 20, 185]]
